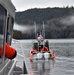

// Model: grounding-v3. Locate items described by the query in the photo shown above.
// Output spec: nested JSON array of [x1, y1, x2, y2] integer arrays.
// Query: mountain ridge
[[13, 7, 74, 39]]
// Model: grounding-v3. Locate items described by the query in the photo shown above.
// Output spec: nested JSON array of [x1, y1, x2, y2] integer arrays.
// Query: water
[[12, 39, 74, 75]]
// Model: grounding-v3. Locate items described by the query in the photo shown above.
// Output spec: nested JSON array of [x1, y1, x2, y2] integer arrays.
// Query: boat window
[[39, 41, 46, 46], [0, 5, 6, 63], [39, 41, 43, 45], [6, 15, 14, 45]]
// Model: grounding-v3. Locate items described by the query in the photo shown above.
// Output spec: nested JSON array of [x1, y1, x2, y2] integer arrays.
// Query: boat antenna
[[42, 21, 45, 39], [37, 33, 38, 38], [40, 31, 42, 35]]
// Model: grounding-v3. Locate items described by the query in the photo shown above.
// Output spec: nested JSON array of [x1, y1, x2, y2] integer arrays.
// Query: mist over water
[[13, 23, 39, 33], [13, 23, 34, 33], [60, 15, 74, 25], [14, 15, 74, 32]]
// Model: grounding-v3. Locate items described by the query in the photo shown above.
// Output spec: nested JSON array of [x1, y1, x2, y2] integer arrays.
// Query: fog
[[13, 23, 38, 33], [60, 15, 74, 25]]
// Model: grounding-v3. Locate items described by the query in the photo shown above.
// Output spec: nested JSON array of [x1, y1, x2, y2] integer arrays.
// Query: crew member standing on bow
[[38, 34, 49, 52]]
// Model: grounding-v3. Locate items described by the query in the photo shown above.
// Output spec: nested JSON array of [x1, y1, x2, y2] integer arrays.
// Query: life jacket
[[0, 43, 17, 59]]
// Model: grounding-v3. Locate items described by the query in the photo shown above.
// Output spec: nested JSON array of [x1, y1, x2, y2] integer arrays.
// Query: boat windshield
[[39, 40, 49, 49], [39, 41, 44, 46]]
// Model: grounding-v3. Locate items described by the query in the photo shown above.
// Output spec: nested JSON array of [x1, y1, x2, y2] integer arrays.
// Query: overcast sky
[[11, 0, 74, 11]]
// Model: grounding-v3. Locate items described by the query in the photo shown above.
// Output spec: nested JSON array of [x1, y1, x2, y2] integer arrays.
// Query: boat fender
[[0, 43, 17, 59]]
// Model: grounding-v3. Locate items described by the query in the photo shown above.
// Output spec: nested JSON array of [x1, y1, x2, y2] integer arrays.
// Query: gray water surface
[[12, 39, 74, 75]]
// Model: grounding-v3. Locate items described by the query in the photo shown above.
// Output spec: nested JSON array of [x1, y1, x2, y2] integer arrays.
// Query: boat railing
[[0, 59, 17, 75], [8, 59, 17, 75], [12, 39, 28, 74]]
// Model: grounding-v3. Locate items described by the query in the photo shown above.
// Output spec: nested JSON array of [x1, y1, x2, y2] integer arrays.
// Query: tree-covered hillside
[[13, 7, 74, 39]]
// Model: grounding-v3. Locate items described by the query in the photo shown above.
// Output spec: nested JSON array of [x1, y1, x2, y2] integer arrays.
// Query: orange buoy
[[5, 43, 17, 59], [0, 43, 17, 59]]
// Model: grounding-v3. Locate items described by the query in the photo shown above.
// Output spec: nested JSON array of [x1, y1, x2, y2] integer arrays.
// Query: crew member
[[39, 45, 49, 52], [0, 43, 17, 59]]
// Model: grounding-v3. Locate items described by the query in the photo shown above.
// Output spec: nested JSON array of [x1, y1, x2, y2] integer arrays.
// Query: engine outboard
[[44, 52, 49, 59], [37, 53, 43, 59]]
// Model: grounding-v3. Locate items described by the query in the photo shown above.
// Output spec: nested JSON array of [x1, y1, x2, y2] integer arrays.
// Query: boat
[[30, 22, 56, 61], [30, 35, 56, 61], [0, 0, 28, 75]]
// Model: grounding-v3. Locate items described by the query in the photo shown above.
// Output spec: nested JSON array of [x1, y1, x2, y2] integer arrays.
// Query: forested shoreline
[[13, 7, 74, 39]]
